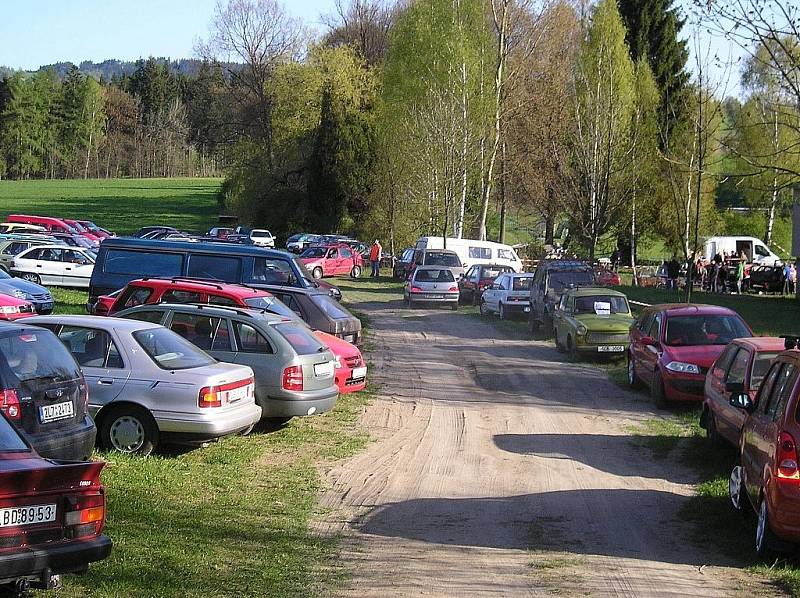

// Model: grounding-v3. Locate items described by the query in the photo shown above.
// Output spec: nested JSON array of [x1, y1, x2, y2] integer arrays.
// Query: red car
[[728, 344, 800, 557], [106, 278, 367, 394], [62, 220, 101, 245], [299, 244, 363, 279], [0, 413, 111, 593], [458, 264, 514, 305], [77, 220, 113, 239], [701, 337, 784, 447], [0, 294, 36, 321], [627, 304, 752, 406], [595, 268, 621, 286]]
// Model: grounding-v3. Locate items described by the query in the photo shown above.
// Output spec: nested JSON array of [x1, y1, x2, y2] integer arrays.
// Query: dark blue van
[[89, 237, 342, 306]]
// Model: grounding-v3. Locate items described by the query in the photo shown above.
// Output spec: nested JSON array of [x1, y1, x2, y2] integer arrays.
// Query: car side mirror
[[725, 381, 745, 394], [729, 392, 754, 413]]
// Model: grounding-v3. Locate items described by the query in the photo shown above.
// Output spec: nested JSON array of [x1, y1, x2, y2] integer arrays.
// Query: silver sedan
[[27, 315, 261, 455], [404, 267, 459, 310]]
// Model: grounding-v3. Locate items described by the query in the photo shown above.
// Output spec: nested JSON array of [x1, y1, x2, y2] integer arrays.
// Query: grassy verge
[[0, 178, 221, 235]]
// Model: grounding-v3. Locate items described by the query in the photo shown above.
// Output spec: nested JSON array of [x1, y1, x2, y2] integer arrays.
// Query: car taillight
[[282, 366, 304, 391], [411, 286, 422, 292], [777, 431, 800, 482], [0, 389, 21, 420], [79, 381, 89, 412], [198, 386, 222, 408], [64, 492, 105, 538], [449, 286, 458, 292]]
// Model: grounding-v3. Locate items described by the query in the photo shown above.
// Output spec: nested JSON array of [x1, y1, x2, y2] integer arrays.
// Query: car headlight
[[11, 290, 25, 300], [665, 361, 701, 374], [576, 325, 587, 336]]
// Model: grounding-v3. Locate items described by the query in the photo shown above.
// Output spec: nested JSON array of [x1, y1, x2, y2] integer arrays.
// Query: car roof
[[129, 302, 293, 323], [566, 287, 627, 298], [100, 236, 296, 258], [538, 260, 591, 271], [129, 277, 270, 297], [28, 314, 160, 332], [21, 244, 79, 250], [730, 337, 786, 352], [653, 303, 740, 316], [415, 265, 456, 271]]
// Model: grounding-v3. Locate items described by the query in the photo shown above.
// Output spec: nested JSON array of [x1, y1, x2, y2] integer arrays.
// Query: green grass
[[0, 178, 222, 235]]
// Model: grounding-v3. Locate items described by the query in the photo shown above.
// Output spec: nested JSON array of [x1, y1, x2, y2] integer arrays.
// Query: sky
[[0, 0, 743, 94]]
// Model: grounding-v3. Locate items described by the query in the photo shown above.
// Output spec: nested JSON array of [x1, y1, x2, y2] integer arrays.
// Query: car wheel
[[756, 496, 782, 559], [450, 304, 458, 311], [20, 273, 41, 285], [351, 265, 361, 278], [555, 330, 565, 353], [499, 303, 506, 320], [729, 465, 749, 515], [100, 406, 159, 456], [650, 369, 668, 409], [479, 300, 489, 316], [567, 336, 578, 361], [312, 267, 323, 279], [627, 355, 643, 389]]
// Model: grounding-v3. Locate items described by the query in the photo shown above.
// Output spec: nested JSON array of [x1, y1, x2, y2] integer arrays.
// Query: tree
[[323, 0, 395, 65]]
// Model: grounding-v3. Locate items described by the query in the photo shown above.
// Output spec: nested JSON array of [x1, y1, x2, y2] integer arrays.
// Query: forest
[[0, 0, 798, 264]]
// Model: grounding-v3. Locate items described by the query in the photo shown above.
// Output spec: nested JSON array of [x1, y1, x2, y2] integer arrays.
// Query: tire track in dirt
[[315, 299, 784, 597]]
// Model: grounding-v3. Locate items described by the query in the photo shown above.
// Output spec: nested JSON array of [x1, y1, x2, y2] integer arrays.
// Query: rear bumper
[[409, 293, 458, 304], [261, 387, 338, 417], [23, 416, 97, 462], [155, 404, 262, 439], [0, 535, 112, 584], [502, 301, 531, 313], [335, 367, 367, 394]]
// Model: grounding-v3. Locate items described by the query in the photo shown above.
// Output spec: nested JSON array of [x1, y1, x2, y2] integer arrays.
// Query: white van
[[704, 236, 781, 265], [414, 236, 522, 272]]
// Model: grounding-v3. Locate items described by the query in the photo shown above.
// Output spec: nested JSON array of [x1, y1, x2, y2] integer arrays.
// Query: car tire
[[450, 304, 458, 311], [567, 336, 578, 361], [756, 496, 783, 559], [499, 303, 506, 320], [21, 273, 41, 285], [729, 465, 749, 516], [312, 267, 323, 279], [99, 405, 159, 456], [351, 265, 361, 278], [627, 355, 643, 389], [706, 412, 723, 447], [555, 331, 565, 353], [650, 369, 668, 409]]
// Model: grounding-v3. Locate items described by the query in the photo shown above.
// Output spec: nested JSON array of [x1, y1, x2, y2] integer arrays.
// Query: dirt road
[[316, 297, 782, 597]]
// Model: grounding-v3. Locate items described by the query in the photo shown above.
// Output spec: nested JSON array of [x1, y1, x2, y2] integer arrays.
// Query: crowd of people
[[664, 251, 798, 295]]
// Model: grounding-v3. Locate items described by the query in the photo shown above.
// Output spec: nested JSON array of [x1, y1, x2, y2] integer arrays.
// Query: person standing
[[666, 256, 680, 290], [369, 239, 382, 278], [736, 257, 745, 294], [791, 262, 797, 294]]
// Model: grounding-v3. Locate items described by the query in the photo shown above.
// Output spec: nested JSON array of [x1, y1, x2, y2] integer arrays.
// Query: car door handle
[[98, 378, 114, 385]]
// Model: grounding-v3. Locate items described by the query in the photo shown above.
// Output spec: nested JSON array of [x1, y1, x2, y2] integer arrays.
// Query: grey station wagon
[[28, 315, 261, 455], [115, 304, 340, 421]]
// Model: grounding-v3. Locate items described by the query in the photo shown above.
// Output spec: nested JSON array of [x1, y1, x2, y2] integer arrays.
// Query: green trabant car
[[552, 287, 634, 359]]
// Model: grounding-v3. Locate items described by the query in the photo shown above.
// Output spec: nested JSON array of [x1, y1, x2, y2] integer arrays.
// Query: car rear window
[[0, 330, 81, 384], [415, 269, 456, 282], [512, 277, 532, 291], [481, 268, 506, 279], [664, 315, 752, 347], [752, 352, 780, 388], [423, 252, 461, 267], [549, 271, 594, 290], [311, 294, 353, 320], [274, 323, 325, 355], [244, 296, 296, 318], [104, 249, 183, 277], [133, 327, 216, 370]]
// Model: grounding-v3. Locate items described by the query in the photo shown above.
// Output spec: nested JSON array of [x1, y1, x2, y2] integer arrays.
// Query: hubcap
[[729, 466, 743, 510], [110, 415, 145, 453]]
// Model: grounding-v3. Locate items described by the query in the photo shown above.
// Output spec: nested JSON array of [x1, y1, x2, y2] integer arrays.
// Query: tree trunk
[[498, 139, 507, 244]]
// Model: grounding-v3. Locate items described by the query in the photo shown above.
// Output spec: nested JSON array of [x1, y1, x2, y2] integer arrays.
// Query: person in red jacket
[[369, 240, 382, 278]]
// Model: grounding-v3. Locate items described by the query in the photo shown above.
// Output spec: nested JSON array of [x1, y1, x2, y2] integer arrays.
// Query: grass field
[[0, 178, 222, 235]]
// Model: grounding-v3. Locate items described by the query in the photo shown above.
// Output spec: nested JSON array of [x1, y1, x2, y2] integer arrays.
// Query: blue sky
[[0, 0, 741, 94]]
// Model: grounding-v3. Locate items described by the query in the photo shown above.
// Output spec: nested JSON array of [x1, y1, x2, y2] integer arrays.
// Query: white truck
[[704, 236, 781, 265]]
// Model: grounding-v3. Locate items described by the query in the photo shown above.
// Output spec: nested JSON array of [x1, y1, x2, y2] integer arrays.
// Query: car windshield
[[752, 352, 780, 388], [244, 296, 296, 319], [424, 252, 460, 267], [574, 295, 629, 315], [133, 327, 216, 370], [512, 277, 533, 291], [274, 323, 325, 355], [416, 269, 455, 282], [301, 247, 327, 258], [481, 268, 507, 279], [311, 294, 354, 320], [664, 315, 751, 347], [549, 271, 594, 290]]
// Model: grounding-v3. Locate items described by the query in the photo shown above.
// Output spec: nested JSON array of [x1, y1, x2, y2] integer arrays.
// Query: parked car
[[11, 245, 95, 288], [728, 346, 800, 557], [0, 267, 54, 314], [286, 234, 320, 253], [404, 267, 459, 310], [77, 220, 113, 238], [249, 229, 275, 247], [299, 244, 364, 279], [115, 304, 340, 421], [459, 264, 514, 305], [552, 288, 634, 359], [40, 232, 97, 251], [748, 264, 784, 294], [6, 215, 83, 238], [0, 294, 35, 321], [62, 220, 101, 245], [411, 249, 464, 281], [701, 336, 784, 447], [131, 226, 179, 238], [393, 248, 415, 280], [0, 223, 46, 235], [208, 227, 235, 240], [0, 323, 96, 460], [479, 272, 534, 320], [29, 315, 260, 455], [595, 268, 621, 286], [90, 289, 121, 316], [628, 304, 753, 407], [0, 416, 111, 594], [106, 278, 367, 393], [529, 260, 595, 334], [0, 237, 57, 272]]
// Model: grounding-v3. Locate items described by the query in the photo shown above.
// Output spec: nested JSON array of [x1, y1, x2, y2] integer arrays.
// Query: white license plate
[[598, 345, 625, 353], [224, 386, 249, 404], [351, 366, 367, 379], [39, 400, 74, 423], [0, 503, 56, 528], [314, 361, 334, 378], [426, 294, 444, 299]]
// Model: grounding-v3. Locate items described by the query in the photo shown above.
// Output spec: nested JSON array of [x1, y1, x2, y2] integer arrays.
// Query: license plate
[[351, 366, 367, 379], [224, 386, 249, 404], [0, 503, 56, 528], [598, 345, 625, 353], [39, 400, 74, 423], [40, 302, 54, 310], [314, 361, 334, 378], [426, 294, 444, 299]]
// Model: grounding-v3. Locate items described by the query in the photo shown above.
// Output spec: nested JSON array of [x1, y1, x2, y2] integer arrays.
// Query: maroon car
[[458, 264, 514, 305], [627, 304, 753, 407], [701, 337, 783, 446], [0, 414, 111, 593]]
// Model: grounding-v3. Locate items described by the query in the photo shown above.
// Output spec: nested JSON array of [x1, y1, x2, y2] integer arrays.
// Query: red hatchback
[[106, 278, 367, 394], [299, 244, 364, 279], [628, 304, 752, 407], [701, 337, 784, 447]]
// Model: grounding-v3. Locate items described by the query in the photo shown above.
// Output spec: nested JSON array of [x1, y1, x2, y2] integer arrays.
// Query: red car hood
[[662, 344, 727, 369]]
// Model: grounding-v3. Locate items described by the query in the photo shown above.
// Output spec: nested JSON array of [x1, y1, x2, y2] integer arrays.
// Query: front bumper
[[24, 415, 97, 462], [155, 403, 262, 439], [662, 369, 706, 401], [0, 535, 112, 585]]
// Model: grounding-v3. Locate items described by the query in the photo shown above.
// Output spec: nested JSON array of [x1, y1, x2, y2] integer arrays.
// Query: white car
[[10, 244, 95, 288], [250, 229, 275, 247], [479, 272, 535, 320]]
